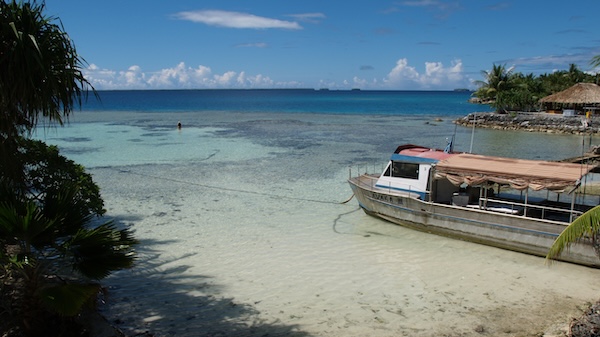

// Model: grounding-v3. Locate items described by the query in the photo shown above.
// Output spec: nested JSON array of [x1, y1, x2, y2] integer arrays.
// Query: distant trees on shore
[[472, 62, 599, 113]]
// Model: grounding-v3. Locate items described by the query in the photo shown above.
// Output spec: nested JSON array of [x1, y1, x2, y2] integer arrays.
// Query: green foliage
[[473, 63, 597, 113], [0, 141, 138, 332], [38, 283, 101, 317], [0, 1, 136, 334], [547, 205, 600, 262], [0, 0, 95, 184], [0, 200, 56, 251], [17, 136, 105, 216], [0, 0, 91, 134], [68, 222, 137, 279], [592, 55, 600, 68], [0, 181, 138, 303]]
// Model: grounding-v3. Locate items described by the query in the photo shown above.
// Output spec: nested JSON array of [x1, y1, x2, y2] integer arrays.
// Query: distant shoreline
[[454, 111, 600, 134]]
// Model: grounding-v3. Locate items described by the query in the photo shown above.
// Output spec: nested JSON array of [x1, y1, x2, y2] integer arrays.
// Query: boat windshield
[[384, 161, 420, 179]]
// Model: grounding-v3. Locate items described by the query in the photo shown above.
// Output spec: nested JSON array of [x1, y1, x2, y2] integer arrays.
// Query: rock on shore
[[455, 112, 600, 134]]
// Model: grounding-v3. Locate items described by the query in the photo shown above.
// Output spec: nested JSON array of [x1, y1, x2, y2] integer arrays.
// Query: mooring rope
[[340, 194, 354, 204], [332, 207, 363, 235], [112, 168, 356, 205]]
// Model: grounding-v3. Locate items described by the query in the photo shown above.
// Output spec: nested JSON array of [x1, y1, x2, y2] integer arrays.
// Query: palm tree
[[0, 2, 136, 334], [506, 73, 543, 112], [473, 64, 514, 112], [0, 139, 138, 335], [0, 184, 137, 334], [0, 0, 93, 184], [591, 55, 600, 69], [591, 55, 600, 84], [546, 205, 600, 263], [0, 0, 91, 129], [564, 63, 586, 85]]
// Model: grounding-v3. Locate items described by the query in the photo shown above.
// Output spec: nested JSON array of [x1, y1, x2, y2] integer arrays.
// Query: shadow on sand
[[99, 220, 312, 337]]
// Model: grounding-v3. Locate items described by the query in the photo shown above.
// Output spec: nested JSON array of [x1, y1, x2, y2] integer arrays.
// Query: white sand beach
[[44, 111, 600, 336], [92, 162, 600, 337]]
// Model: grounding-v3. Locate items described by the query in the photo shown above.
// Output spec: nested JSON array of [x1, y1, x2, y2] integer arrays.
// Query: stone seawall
[[454, 112, 600, 134]]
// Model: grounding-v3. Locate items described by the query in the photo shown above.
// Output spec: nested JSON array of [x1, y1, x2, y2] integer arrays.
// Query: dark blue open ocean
[[82, 89, 488, 116]]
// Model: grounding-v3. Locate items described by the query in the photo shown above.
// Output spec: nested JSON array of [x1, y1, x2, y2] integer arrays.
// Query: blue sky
[[45, 1, 600, 91]]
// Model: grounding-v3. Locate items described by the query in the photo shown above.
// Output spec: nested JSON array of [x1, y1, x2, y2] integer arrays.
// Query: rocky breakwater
[[455, 112, 600, 134]]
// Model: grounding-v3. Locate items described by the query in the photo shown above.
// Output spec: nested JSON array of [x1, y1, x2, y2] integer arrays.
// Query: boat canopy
[[434, 153, 595, 192]]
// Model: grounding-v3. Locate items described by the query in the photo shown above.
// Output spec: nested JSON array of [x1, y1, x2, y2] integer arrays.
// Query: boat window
[[391, 161, 419, 179]]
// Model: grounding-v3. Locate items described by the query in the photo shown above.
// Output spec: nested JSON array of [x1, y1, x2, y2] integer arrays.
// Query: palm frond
[[546, 205, 600, 261], [66, 222, 137, 279], [38, 282, 100, 316]]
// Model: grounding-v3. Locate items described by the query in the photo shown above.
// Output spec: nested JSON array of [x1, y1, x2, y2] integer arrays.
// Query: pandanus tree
[[0, 1, 136, 335], [0, 0, 91, 182]]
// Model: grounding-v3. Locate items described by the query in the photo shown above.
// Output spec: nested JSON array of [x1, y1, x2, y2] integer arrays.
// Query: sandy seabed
[[50, 111, 600, 337], [91, 162, 600, 337]]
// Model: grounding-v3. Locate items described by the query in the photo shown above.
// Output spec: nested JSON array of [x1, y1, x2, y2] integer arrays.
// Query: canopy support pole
[[479, 185, 483, 209], [483, 184, 489, 209], [524, 189, 529, 217], [428, 166, 434, 203], [570, 193, 576, 223]]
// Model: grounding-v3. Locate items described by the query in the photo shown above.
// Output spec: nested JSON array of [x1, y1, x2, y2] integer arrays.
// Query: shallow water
[[37, 109, 600, 336]]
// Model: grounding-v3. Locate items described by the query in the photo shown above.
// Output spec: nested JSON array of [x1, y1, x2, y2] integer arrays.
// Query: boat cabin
[[376, 144, 598, 223], [375, 145, 454, 200]]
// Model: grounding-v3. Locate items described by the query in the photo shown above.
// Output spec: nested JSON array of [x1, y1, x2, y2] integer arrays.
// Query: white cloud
[[373, 58, 469, 90], [83, 59, 471, 90], [215, 71, 236, 86], [123, 65, 145, 87], [420, 60, 463, 86], [386, 58, 420, 83], [84, 62, 284, 90], [173, 10, 302, 30], [83, 64, 121, 89]]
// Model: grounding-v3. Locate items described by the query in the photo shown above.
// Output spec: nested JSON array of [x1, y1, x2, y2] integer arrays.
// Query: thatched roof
[[539, 82, 600, 105]]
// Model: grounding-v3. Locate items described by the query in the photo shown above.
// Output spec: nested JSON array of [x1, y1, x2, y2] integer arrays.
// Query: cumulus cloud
[[377, 58, 469, 90], [173, 10, 301, 30], [84, 62, 285, 90], [83, 64, 139, 90], [386, 58, 420, 83], [83, 59, 471, 90]]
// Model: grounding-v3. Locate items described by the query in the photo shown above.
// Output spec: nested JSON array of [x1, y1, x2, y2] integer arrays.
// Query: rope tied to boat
[[340, 194, 354, 204], [113, 168, 356, 205]]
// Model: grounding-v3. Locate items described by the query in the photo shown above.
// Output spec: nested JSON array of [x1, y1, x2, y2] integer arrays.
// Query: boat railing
[[478, 196, 583, 222], [348, 163, 387, 178], [350, 168, 583, 222]]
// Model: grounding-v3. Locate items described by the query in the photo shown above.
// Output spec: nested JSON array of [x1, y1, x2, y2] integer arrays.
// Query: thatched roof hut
[[540, 83, 600, 114]]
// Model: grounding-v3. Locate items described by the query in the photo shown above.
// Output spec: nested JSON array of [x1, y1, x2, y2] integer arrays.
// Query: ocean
[[36, 90, 600, 336], [80, 89, 482, 116]]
